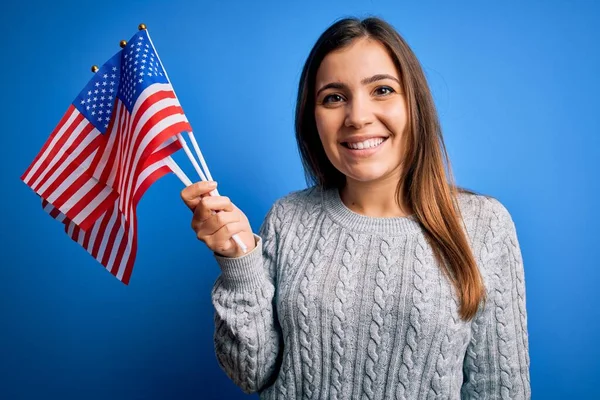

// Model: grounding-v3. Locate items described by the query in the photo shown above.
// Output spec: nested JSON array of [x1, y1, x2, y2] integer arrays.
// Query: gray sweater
[[211, 187, 531, 399]]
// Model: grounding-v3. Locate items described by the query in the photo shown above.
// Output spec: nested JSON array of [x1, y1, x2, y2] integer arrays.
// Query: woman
[[181, 16, 530, 399]]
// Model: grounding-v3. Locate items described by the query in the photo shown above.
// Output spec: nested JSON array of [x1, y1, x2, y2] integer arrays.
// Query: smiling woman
[[181, 16, 531, 400]]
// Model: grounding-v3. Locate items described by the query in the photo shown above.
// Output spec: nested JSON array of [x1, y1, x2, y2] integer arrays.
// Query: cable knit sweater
[[211, 187, 531, 399]]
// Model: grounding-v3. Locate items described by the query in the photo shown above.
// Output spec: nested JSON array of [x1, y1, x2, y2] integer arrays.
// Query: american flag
[[22, 28, 191, 284]]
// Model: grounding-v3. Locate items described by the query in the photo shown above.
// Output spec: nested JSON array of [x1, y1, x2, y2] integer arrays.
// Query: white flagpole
[[166, 155, 248, 253], [188, 132, 213, 181], [166, 156, 192, 186], [145, 27, 247, 254]]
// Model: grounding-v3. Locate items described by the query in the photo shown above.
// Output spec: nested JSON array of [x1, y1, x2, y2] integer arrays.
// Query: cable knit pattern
[[363, 237, 400, 400], [298, 216, 337, 398], [211, 187, 531, 399], [395, 234, 432, 400], [330, 233, 362, 400]]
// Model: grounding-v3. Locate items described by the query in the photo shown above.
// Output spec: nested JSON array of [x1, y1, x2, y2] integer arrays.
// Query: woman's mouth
[[341, 137, 388, 157]]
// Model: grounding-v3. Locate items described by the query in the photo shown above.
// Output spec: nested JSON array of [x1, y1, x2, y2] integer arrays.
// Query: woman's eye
[[374, 86, 395, 96], [323, 94, 344, 104]]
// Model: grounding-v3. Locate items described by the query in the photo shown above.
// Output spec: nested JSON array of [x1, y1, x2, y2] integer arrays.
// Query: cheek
[[315, 110, 340, 146], [381, 98, 409, 134]]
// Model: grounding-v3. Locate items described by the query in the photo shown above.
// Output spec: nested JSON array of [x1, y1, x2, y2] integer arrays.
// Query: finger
[[194, 210, 240, 238], [180, 181, 217, 210], [207, 221, 248, 252], [192, 196, 233, 222]]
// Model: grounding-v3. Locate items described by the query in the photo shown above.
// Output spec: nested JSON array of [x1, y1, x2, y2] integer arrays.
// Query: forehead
[[316, 38, 399, 83]]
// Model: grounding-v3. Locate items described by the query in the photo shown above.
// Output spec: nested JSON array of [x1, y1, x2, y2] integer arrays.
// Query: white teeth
[[347, 138, 384, 150]]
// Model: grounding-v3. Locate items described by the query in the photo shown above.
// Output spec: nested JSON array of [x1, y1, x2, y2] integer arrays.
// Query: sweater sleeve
[[461, 199, 531, 399], [211, 202, 283, 394]]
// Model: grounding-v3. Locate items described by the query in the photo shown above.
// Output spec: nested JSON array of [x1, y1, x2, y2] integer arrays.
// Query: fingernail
[[209, 181, 217, 187]]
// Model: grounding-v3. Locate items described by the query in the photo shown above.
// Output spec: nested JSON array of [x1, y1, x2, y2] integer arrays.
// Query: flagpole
[[142, 24, 247, 253]]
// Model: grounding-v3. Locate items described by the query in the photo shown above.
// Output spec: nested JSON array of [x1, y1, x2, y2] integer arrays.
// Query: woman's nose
[[344, 96, 374, 129]]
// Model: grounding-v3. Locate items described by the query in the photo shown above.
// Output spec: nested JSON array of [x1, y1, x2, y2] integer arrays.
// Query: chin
[[344, 167, 392, 184]]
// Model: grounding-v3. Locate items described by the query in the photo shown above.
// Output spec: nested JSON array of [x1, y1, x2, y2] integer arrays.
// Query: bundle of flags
[[21, 25, 196, 284]]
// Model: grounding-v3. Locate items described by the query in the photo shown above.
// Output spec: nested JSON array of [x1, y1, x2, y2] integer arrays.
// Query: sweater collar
[[321, 188, 422, 235]]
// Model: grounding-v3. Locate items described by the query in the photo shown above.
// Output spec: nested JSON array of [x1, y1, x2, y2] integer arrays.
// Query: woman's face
[[314, 38, 408, 186]]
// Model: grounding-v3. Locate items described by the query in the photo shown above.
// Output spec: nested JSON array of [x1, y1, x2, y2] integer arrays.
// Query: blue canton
[[117, 30, 168, 112], [72, 52, 121, 134]]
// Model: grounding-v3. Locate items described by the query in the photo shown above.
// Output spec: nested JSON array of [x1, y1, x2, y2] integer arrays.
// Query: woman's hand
[[181, 181, 256, 258]]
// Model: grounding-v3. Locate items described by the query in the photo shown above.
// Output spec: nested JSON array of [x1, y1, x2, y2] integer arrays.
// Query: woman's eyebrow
[[361, 74, 401, 85], [316, 82, 347, 97], [316, 74, 401, 97]]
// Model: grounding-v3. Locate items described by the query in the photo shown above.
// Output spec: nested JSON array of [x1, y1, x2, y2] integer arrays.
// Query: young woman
[[181, 16, 530, 400]]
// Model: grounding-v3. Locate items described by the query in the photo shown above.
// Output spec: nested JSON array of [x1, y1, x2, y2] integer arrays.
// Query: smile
[[342, 137, 386, 149]]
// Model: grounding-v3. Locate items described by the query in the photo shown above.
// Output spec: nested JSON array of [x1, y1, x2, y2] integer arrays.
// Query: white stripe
[[112, 102, 132, 189], [118, 84, 175, 180], [119, 95, 182, 193], [23, 108, 79, 184], [67, 221, 75, 238], [154, 136, 176, 152], [30, 117, 92, 191], [86, 211, 104, 252], [92, 99, 123, 180], [107, 212, 126, 275], [120, 113, 187, 212], [35, 128, 100, 196], [96, 205, 119, 264], [76, 226, 86, 246], [115, 209, 136, 281], [44, 150, 97, 204], [134, 158, 166, 192], [57, 177, 98, 213], [43, 202, 66, 223], [71, 186, 114, 226]]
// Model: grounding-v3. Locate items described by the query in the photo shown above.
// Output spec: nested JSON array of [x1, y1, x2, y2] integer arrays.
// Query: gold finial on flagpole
[[91, 65, 99, 73], [120, 40, 127, 48], [138, 23, 147, 30]]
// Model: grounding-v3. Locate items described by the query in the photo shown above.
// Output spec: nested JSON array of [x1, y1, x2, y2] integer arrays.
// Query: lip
[[340, 135, 389, 144], [340, 137, 388, 158]]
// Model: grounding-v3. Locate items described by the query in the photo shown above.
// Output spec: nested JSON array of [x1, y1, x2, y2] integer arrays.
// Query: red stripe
[[67, 184, 116, 232], [90, 100, 123, 181], [82, 225, 91, 249], [113, 103, 134, 193], [118, 90, 178, 194], [109, 215, 132, 283], [101, 209, 123, 267], [121, 121, 190, 216], [120, 210, 138, 285], [90, 92, 120, 173], [27, 112, 87, 189], [133, 165, 172, 206], [102, 101, 129, 185], [77, 191, 119, 232], [38, 135, 103, 201], [21, 106, 77, 182], [90, 210, 111, 260]]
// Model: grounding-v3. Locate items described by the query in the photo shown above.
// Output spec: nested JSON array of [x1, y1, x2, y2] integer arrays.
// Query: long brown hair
[[294, 16, 485, 320]]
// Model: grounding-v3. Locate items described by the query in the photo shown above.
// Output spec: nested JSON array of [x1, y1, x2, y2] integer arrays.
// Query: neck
[[340, 176, 412, 218]]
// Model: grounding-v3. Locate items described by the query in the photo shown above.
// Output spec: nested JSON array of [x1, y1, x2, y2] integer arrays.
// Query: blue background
[[1, 0, 598, 399]]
